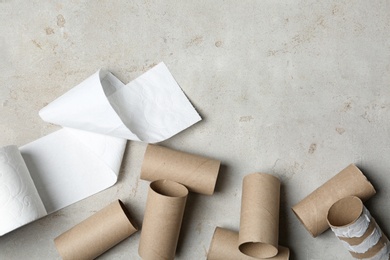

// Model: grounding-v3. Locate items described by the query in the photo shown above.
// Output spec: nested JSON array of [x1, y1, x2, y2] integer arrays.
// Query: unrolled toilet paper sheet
[[39, 62, 201, 143], [0, 62, 201, 235]]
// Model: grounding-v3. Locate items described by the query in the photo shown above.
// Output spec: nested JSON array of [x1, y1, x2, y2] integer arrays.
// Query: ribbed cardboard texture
[[207, 227, 290, 260], [292, 164, 376, 237], [140, 144, 221, 195], [327, 196, 390, 259], [54, 200, 138, 260], [238, 173, 281, 258], [138, 180, 188, 260]]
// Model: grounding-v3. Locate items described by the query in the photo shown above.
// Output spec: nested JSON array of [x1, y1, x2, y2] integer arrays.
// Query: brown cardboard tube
[[291, 164, 376, 237], [140, 144, 221, 195], [207, 227, 290, 260], [138, 180, 188, 260], [238, 173, 281, 258], [327, 196, 390, 259], [54, 200, 138, 260]]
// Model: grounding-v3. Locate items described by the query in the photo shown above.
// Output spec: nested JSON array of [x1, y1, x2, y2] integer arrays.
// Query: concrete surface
[[1, 1, 390, 259]]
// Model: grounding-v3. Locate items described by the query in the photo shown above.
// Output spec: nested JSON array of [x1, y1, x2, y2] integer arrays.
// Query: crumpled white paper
[[0, 62, 201, 235]]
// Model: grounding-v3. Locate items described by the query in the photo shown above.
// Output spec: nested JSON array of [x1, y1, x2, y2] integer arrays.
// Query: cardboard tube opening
[[208, 227, 290, 260], [150, 179, 188, 198], [327, 196, 363, 227], [118, 200, 139, 231], [239, 242, 279, 258], [291, 208, 315, 237]]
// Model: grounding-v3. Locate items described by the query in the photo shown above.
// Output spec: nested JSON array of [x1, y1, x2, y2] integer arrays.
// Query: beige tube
[[238, 173, 281, 258], [292, 164, 376, 237], [327, 196, 390, 259], [54, 200, 138, 260], [138, 180, 188, 260], [207, 227, 290, 260], [140, 144, 221, 195]]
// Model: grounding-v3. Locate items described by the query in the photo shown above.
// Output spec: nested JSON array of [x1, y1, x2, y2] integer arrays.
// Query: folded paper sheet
[[327, 196, 390, 259], [54, 200, 138, 260], [292, 164, 376, 237], [207, 227, 290, 260], [39, 62, 201, 143], [0, 62, 201, 235], [141, 144, 221, 195], [139, 180, 188, 260], [239, 173, 281, 258]]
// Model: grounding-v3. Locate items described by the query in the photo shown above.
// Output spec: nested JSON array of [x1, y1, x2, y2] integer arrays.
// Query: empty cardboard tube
[[292, 164, 376, 237], [327, 196, 390, 259], [207, 227, 290, 260], [140, 144, 221, 195], [138, 180, 188, 260], [238, 173, 281, 258], [54, 200, 138, 260]]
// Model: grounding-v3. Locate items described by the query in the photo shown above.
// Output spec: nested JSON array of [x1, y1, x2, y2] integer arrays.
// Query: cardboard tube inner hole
[[239, 242, 279, 258], [327, 196, 363, 227], [150, 180, 188, 198], [118, 200, 139, 230]]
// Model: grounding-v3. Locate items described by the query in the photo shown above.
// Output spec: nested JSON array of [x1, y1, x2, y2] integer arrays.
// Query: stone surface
[[1, 1, 390, 259]]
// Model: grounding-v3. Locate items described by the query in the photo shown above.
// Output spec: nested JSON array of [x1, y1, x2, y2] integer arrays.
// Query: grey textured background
[[1, 1, 389, 259]]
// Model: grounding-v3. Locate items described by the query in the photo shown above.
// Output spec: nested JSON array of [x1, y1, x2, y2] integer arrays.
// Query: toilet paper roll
[[138, 180, 188, 260], [0, 145, 47, 236], [140, 144, 221, 195], [207, 227, 290, 260], [54, 200, 138, 260], [238, 173, 281, 258], [327, 196, 390, 259], [292, 164, 376, 237]]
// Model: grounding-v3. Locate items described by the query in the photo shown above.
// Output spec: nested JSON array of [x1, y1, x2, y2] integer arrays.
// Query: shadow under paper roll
[[239, 173, 281, 258], [54, 200, 138, 260], [138, 179, 188, 260], [208, 227, 290, 260]]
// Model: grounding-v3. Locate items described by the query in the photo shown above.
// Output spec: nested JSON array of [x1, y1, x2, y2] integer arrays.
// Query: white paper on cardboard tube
[[340, 226, 382, 254], [1, 62, 200, 235], [39, 62, 201, 143], [331, 207, 371, 238]]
